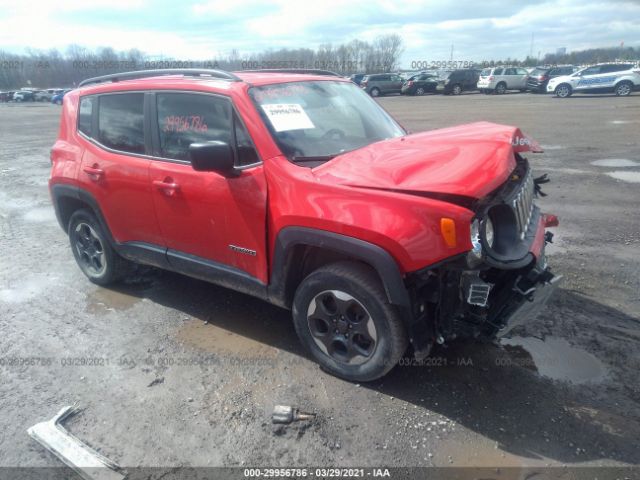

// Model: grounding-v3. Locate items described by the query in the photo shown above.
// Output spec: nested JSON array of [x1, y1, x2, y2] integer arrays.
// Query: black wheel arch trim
[[268, 226, 411, 308]]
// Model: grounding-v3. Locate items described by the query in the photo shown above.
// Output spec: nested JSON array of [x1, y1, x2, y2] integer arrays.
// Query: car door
[[389, 74, 404, 93], [78, 93, 164, 247], [148, 91, 268, 283], [515, 68, 529, 88], [597, 64, 629, 89], [574, 66, 602, 91], [503, 68, 518, 88], [375, 75, 389, 93]]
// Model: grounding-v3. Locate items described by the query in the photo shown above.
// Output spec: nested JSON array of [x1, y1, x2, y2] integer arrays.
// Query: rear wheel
[[614, 81, 633, 96], [555, 83, 572, 98], [495, 82, 507, 94], [292, 261, 408, 382], [370, 87, 381, 97], [415, 86, 425, 96], [68, 209, 132, 285]]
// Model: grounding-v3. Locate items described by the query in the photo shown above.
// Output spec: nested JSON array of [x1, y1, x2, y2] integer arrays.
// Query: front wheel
[[292, 261, 408, 382], [452, 84, 462, 95], [555, 83, 572, 98], [68, 209, 132, 285]]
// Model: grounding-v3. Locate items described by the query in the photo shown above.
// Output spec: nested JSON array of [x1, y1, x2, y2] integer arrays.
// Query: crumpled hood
[[312, 122, 542, 199]]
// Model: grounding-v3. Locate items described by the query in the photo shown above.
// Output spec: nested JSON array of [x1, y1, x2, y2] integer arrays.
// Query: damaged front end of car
[[406, 154, 562, 353]]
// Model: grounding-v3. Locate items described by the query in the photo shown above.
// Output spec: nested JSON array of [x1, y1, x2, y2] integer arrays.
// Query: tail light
[[407, 80, 414, 86], [538, 75, 548, 81], [361, 80, 368, 86]]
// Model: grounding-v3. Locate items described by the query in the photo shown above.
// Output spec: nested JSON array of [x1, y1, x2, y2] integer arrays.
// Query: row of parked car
[[351, 62, 640, 98], [0, 88, 71, 104]]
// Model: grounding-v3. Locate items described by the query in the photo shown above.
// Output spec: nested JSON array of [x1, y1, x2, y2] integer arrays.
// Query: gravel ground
[[0, 92, 639, 475]]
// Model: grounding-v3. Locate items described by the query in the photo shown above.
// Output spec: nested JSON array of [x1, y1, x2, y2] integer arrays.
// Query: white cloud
[[0, 0, 638, 64]]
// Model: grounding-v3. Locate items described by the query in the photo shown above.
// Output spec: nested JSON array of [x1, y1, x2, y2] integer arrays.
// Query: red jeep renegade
[[50, 68, 561, 381]]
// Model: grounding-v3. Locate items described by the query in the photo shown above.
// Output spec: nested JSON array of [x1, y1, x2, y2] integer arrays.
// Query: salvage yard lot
[[1, 92, 639, 471]]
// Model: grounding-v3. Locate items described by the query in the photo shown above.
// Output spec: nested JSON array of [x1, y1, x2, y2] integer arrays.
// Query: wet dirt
[[176, 319, 280, 359], [502, 336, 607, 384]]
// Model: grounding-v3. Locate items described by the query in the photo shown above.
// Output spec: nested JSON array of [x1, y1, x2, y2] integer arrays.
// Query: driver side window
[[580, 66, 601, 76]]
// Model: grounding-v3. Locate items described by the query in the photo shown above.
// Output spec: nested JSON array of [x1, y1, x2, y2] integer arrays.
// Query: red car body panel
[[50, 74, 552, 285]]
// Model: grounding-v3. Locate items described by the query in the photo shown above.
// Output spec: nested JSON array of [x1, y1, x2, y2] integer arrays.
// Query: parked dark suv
[[437, 69, 481, 95], [360, 73, 404, 97], [400, 73, 438, 95], [526, 66, 577, 93]]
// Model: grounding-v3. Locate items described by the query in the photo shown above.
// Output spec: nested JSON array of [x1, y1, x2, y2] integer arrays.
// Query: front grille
[[512, 170, 535, 239]]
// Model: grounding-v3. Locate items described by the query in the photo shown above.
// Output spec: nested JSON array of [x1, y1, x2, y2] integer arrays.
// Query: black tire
[[292, 261, 408, 382], [415, 86, 425, 96], [495, 82, 506, 94], [370, 87, 381, 97], [555, 83, 572, 98], [451, 84, 462, 95], [68, 209, 131, 285], [614, 81, 633, 96]]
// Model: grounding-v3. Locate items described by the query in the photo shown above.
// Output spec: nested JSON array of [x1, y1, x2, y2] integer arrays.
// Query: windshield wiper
[[291, 155, 336, 162]]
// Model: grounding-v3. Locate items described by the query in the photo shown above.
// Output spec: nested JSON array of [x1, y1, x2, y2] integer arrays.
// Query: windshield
[[249, 80, 405, 163]]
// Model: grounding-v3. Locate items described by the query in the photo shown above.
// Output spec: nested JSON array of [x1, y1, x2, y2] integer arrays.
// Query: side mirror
[[189, 141, 237, 176]]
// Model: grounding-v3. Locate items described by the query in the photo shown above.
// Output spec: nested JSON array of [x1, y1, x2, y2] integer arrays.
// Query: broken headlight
[[484, 217, 495, 247], [469, 217, 495, 261], [470, 219, 482, 259]]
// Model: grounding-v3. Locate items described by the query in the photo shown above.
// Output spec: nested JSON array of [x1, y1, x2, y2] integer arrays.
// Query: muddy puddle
[[85, 288, 142, 314], [176, 319, 279, 359], [502, 336, 607, 384]]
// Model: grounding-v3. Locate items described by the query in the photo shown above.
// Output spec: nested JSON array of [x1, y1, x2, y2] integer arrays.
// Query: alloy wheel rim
[[618, 84, 630, 95], [74, 222, 106, 276], [416, 87, 424, 95], [307, 290, 377, 365], [558, 86, 569, 97], [453, 85, 461, 94]]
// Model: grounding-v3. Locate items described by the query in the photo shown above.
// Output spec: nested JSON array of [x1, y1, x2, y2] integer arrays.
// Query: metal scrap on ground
[[27, 405, 125, 480], [272, 405, 316, 424]]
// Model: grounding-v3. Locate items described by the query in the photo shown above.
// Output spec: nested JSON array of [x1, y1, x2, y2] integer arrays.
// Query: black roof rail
[[237, 69, 341, 77], [78, 68, 242, 87]]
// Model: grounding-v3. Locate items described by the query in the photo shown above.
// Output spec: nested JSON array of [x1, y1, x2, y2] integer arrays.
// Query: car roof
[[76, 70, 350, 96]]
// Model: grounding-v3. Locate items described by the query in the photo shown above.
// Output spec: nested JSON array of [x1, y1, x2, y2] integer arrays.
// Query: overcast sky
[[1, 0, 639, 65]]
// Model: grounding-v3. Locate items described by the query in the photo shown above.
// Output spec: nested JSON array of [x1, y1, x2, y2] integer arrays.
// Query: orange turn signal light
[[440, 218, 457, 248]]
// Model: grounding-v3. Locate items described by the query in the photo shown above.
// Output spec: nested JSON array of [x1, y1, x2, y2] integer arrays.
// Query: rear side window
[[156, 93, 233, 161], [601, 64, 632, 73], [78, 97, 94, 137], [98, 93, 145, 154], [494, 68, 504, 75]]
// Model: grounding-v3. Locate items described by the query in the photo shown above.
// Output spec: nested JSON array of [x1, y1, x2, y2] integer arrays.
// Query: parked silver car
[[477, 67, 529, 94]]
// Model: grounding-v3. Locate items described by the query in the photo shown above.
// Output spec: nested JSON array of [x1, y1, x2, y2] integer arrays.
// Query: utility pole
[[530, 32, 534, 59]]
